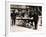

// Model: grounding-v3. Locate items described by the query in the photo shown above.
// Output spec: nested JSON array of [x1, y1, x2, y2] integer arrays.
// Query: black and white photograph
[[5, 0, 46, 37], [10, 4, 42, 32]]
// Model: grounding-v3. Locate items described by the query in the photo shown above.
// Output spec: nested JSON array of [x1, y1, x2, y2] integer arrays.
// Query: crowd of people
[[10, 6, 42, 30]]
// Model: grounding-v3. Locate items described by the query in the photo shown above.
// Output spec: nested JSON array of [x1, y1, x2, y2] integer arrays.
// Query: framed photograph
[[5, 1, 44, 37]]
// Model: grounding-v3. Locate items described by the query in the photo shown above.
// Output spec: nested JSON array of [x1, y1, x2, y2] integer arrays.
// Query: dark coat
[[11, 13, 16, 19], [29, 11, 34, 18]]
